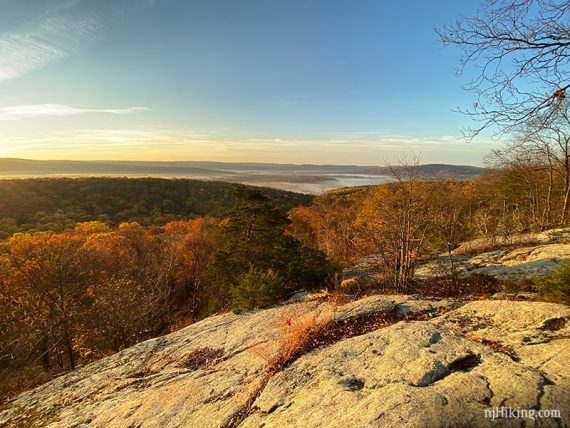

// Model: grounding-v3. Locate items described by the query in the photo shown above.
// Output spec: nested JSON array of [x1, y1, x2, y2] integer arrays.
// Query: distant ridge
[[0, 158, 485, 178], [359, 164, 486, 178], [0, 158, 232, 176]]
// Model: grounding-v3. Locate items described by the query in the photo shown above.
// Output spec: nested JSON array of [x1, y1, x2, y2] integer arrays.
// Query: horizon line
[[0, 157, 485, 168]]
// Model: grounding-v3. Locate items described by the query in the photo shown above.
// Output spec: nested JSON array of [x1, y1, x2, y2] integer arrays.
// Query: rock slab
[[1, 296, 569, 427]]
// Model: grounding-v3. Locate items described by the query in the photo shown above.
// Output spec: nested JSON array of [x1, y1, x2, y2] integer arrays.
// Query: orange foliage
[[0, 219, 222, 401]]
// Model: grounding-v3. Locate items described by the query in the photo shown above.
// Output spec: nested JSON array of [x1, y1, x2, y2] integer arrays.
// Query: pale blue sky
[[0, 0, 495, 165]]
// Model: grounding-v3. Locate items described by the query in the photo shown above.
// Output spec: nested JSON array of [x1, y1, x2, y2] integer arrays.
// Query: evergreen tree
[[207, 187, 335, 311]]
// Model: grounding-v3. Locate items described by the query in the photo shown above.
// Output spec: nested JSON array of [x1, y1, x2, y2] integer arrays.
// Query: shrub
[[500, 277, 537, 294], [413, 273, 500, 297], [536, 261, 570, 305], [231, 268, 285, 312]]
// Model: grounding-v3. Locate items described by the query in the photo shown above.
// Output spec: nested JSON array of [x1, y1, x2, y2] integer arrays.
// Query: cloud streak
[[0, 127, 493, 164], [0, 0, 170, 84], [0, 104, 149, 120], [0, 12, 103, 83]]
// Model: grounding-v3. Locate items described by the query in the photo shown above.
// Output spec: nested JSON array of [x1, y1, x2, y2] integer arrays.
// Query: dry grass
[[253, 301, 438, 374], [239, 304, 438, 427], [253, 305, 334, 374], [126, 365, 159, 379], [176, 347, 224, 370], [327, 290, 359, 306], [466, 333, 520, 361], [233, 307, 334, 427]]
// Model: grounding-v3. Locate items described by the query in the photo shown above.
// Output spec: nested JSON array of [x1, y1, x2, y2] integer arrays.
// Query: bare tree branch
[[438, 0, 570, 139]]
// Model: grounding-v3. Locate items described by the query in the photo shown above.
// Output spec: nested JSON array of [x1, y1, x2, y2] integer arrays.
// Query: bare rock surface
[[413, 228, 570, 281], [345, 229, 570, 284], [1, 296, 569, 427], [414, 243, 570, 280], [451, 228, 570, 255]]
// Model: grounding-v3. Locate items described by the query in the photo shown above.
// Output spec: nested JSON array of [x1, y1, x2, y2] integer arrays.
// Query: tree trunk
[[544, 161, 554, 228], [447, 244, 457, 289], [562, 168, 570, 224], [61, 316, 75, 370], [40, 332, 51, 372]]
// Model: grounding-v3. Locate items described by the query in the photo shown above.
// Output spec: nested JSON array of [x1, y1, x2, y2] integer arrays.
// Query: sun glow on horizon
[[0, 0, 485, 165]]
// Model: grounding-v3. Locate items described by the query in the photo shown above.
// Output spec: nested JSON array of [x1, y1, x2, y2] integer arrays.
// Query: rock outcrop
[[452, 228, 570, 255], [415, 242, 570, 280], [344, 229, 570, 285], [1, 295, 568, 427]]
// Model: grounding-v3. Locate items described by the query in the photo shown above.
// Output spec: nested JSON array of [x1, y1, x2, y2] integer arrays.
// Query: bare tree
[[439, 0, 570, 139], [487, 141, 554, 229], [428, 177, 469, 288], [489, 101, 570, 225], [534, 102, 570, 221], [382, 154, 431, 292]]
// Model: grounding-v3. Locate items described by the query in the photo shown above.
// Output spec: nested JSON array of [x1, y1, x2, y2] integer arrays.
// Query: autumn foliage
[[0, 218, 221, 401], [288, 165, 570, 290], [0, 188, 334, 402]]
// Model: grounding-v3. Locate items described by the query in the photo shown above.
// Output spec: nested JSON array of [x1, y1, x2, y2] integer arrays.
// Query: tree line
[[289, 151, 570, 291], [0, 178, 312, 239]]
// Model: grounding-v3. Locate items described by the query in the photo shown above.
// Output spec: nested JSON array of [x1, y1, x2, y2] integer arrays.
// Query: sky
[[0, 0, 496, 165]]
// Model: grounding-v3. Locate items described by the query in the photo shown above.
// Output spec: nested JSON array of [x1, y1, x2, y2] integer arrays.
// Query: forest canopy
[[0, 178, 313, 239], [0, 187, 333, 402]]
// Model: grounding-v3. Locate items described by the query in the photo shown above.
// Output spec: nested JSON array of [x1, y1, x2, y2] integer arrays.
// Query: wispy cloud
[[0, 14, 104, 83], [0, 126, 493, 164], [0, 104, 149, 121]]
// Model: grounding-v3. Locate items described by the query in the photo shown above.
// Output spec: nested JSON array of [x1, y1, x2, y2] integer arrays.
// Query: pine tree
[[207, 187, 335, 311]]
